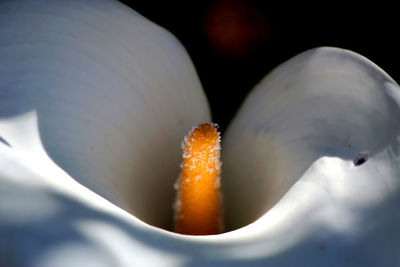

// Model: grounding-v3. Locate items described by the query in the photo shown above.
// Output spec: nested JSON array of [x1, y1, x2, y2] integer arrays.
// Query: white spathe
[[0, 1, 399, 267], [222, 48, 400, 231], [0, 0, 210, 230]]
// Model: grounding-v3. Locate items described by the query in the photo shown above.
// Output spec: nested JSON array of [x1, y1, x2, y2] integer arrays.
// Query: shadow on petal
[[223, 47, 400, 230], [0, 0, 210, 231]]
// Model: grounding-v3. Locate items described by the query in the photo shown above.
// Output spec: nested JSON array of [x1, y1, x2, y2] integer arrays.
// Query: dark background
[[120, 0, 399, 132]]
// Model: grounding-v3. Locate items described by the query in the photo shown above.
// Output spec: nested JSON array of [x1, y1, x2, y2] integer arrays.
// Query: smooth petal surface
[[0, 0, 210, 231], [223, 47, 400, 264]]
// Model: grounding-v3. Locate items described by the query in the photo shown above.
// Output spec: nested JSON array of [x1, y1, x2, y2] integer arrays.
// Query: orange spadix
[[174, 123, 223, 235]]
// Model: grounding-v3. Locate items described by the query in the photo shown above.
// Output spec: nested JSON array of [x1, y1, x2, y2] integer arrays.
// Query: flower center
[[173, 123, 223, 235]]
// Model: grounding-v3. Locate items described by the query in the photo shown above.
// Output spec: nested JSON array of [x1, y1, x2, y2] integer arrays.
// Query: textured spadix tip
[[174, 123, 223, 235]]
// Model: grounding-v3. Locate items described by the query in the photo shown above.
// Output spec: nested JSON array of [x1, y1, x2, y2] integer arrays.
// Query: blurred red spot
[[203, 0, 270, 58]]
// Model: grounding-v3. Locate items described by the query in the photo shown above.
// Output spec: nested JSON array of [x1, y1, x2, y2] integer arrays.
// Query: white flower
[[1, 1, 399, 266]]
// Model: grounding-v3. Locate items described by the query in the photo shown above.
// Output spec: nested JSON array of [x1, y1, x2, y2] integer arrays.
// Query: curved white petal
[[0, 0, 210, 231], [223, 47, 400, 264]]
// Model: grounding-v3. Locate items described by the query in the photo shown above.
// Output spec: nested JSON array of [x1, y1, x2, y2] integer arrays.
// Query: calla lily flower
[[1, 1, 400, 266]]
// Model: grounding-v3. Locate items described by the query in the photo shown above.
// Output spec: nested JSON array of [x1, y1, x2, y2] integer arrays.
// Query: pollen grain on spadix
[[174, 123, 223, 235]]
